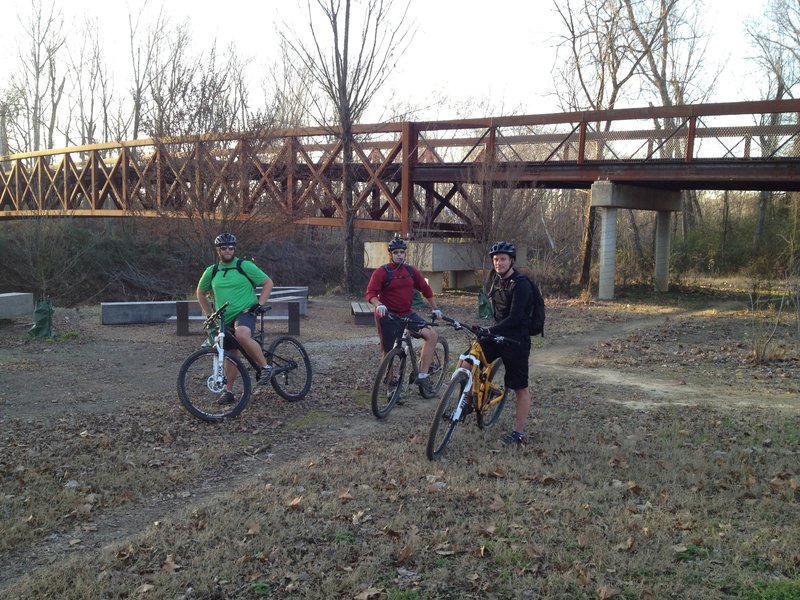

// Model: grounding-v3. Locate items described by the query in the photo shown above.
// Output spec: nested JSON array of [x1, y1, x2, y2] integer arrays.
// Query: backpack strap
[[211, 257, 257, 288], [381, 263, 418, 290], [235, 258, 258, 288]]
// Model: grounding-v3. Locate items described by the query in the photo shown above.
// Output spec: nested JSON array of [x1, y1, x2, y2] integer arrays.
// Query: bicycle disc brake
[[206, 361, 227, 393]]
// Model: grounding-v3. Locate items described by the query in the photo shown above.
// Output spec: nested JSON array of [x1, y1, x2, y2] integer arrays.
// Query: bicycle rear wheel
[[426, 337, 449, 396], [426, 371, 467, 460], [477, 358, 507, 429], [267, 336, 312, 401], [177, 348, 251, 422], [371, 347, 407, 419]]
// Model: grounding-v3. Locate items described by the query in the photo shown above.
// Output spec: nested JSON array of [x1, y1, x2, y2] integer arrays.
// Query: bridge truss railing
[[2, 99, 799, 235]]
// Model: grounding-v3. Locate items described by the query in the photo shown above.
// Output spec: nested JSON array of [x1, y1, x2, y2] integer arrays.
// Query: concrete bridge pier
[[597, 207, 618, 300], [591, 181, 681, 300], [654, 210, 672, 292]]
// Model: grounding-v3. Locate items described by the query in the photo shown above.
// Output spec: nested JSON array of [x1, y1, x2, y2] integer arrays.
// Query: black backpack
[[526, 277, 545, 337], [210, 258, 258, 288]]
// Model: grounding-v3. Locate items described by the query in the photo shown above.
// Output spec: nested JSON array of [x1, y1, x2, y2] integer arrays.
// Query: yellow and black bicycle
[[426, 316, 514, 460]]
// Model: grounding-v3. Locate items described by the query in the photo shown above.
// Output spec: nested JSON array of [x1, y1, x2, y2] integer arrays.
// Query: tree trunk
[[627, 209, 646, 275], [578, 199, 596, 288], [721, 190, 729, 270], [342, 131, 357, 295], [753, 190, 770, 251], [0, 106, 8, 155]]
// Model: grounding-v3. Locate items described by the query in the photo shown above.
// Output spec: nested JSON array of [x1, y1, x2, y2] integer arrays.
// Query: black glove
[[248, 303, 266, 315], [475, 325, 491, 337]]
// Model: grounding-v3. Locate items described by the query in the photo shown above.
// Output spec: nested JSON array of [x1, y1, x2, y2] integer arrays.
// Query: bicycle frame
[[449, 339, 505, 421], [385, 314, 432, 377], [206, 305, 293, 378], [394, 327, 420, 376]]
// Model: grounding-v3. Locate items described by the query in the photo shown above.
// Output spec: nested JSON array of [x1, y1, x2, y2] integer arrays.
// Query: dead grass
[[1, 290, 799, 599], [4, 395, 799, 599]]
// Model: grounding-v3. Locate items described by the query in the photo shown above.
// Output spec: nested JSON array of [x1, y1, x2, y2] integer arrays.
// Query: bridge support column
[[591, 181, 681, 300], [598, 207, 618, 300], [654, 210, 671, 292]]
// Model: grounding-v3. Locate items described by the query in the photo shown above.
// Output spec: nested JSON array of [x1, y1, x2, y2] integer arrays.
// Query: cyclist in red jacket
[[365, 236, 442, 397]]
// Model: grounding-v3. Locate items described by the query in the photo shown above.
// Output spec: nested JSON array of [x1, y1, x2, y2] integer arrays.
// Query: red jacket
[[366, 264, 434, 316]]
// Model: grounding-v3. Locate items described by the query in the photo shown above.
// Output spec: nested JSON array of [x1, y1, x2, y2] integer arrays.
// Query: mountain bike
[[177, 302, 312, 422], [426, 316, 516, 460], [370, 313, 449, 419]]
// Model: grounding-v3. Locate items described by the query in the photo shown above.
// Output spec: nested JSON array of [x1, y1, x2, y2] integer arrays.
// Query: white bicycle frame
[[206, 324, 227, 393], [449, 351, 481, 421]]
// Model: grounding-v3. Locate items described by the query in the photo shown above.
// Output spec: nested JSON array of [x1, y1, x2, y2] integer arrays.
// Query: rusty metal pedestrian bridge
[[2, 99, 799, 236]]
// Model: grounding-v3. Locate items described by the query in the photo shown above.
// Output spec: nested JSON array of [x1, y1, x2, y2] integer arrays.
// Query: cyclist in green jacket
[[196, 233, 274, 403]]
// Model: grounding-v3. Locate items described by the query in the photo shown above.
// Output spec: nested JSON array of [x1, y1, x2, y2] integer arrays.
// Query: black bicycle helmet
[[214, 232, 237, 247], [388, 236, 407, 251], [488, 241, 516, 259]]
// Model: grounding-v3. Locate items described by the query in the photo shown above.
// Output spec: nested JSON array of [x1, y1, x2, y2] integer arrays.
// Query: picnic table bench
[[351, 301, 374, 326]]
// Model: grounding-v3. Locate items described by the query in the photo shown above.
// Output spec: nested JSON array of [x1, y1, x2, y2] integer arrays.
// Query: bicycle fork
[[449, 352, 480, 421], [207, 331, 227, 393]]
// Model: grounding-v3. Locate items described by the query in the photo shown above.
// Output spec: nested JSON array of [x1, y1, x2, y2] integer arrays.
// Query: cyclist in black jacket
[[481, 241, 533, 448]]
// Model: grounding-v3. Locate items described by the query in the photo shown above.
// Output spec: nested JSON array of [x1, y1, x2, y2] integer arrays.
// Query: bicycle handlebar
[[203, 301, 230, 329], [440, 315, 520, 345], [384, 312, 440, 327]]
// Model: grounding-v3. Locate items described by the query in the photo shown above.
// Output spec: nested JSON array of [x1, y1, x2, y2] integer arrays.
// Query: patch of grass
[[334, 530, 358, 544], [351, 388, 371, 407], [386, 590, 425, 600], [741, 580, 800, 600], [289, 408, 335, 428]]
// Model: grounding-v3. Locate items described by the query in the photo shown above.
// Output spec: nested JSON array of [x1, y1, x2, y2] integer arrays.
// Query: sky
[[2, 0, 771, 125]]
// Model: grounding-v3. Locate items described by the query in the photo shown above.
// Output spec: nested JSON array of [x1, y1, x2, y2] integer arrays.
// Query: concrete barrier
[[101, 287, 309, 325], [0, 293, 35, 319]]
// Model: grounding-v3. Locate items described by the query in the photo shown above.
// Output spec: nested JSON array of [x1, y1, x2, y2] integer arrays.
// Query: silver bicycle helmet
[[214, 232, 237, 247]]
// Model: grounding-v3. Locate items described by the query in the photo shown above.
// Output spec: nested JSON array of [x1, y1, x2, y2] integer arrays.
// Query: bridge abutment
[[591, 181, 681, 300]]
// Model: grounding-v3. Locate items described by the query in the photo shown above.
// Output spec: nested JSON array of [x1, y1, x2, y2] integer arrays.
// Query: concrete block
[[101, 301, 184, 325], [0, 293, 34, 319]]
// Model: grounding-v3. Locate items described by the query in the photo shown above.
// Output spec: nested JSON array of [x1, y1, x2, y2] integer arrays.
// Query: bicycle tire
[[426, 371, 467, 460], [425, 337, 450, 397], [177, 348, 251, 422], [371, 347, 407, 419], [477, 358, 507, 429], [267, 335, 312, 401]]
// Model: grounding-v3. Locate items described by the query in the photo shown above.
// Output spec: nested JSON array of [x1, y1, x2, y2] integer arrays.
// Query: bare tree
[[623, 0, 715, 234], [553, 0, 651, 287], [66, 19, 113, 148], [553, 0, 715, 288], [9, 0, 66, 152], [0, 88, 22, 155], [281, 0, 413, 294], [127, 4, 169, 140], [747, 0, 800, 250]]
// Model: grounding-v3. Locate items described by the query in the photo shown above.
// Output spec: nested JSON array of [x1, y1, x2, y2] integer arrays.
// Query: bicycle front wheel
[[267, 336, 312, 401], [426, 337, 450, 397], [371, 347, 407, 419], [177, 348, 251, 422], [477, 358, 507, 429], [426, 371, 467, 460]]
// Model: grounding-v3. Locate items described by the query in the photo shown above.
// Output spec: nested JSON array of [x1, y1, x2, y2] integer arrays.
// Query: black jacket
[[487, 270, 532, 338]]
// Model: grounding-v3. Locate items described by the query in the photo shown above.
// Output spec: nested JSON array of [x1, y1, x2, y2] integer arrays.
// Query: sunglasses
[[217, 245, 236, 250]]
